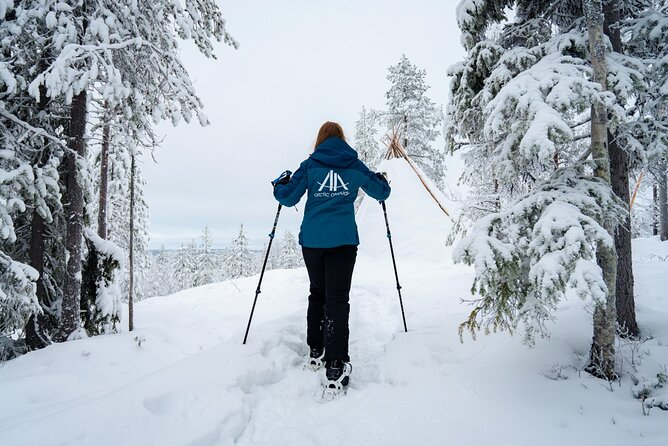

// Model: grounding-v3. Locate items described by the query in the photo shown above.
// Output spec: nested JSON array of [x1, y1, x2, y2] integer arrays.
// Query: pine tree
[[145, 245, 172, 297], [384, 55, 445, 187], [353, 107, 383, 211], [447, 0, 640, 378], [196, 226, 217, 286], [0, 252, 39, 360], [354, 107, 382, 170], [80, 229, 123, 336], [624, 2, 668, 242], [223, 224, 255, 280], [1, 1, 68, 350], [1, 0, 237, 348], [276, 230, 303, 269], [172, 243, 197, 291]]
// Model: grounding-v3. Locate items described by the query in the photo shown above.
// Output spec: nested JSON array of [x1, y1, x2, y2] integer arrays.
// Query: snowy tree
[[223, 224, 255, 280], [97, 134, 151, 303], [80, 229, 123, 336], [0, 144, 44, 355], [0, 252, 39, 360], [353, 106, 383, 211], [446, 0, 645, 378], [276, 230, 303, 269], [172, 242, 197, 291], [0, 0, 237, 347], [384, 55, 445, 187], [623, 3, 668, 242], [1, 1, 68, 349], [263, 241, 279, 271], [454, 168, 625, 343], [148, 246, 174, 297], [354, 107, 383, 170], [196, 226, 218, 286]]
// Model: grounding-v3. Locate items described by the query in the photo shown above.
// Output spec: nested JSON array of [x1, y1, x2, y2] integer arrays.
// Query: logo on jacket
[[317, 170, 349, 192], [314, 170, 350, 198]]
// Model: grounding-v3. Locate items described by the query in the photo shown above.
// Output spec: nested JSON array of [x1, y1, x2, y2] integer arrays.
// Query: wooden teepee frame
[[382, 127, 453, 220]]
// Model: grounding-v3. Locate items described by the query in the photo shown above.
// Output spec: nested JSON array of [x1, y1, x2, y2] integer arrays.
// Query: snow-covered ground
[[1, 159, 666, 445]]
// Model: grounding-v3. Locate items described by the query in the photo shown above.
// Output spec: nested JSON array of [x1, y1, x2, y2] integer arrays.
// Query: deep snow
[[1, 159, 666, 445]]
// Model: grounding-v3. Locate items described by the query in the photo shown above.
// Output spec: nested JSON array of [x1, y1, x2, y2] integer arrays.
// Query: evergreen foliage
[[146, 245, 173, 297], [276, 230, 303, 269], [0, 0, 236, 352], [223, 224, 255, 280], [446, 0, 645, 366], [384, 55, 445, 187], [0, 252, 39, 360], [172, 242, 197, 291], [454, 168, 625, 343], [196, 226, 217, 286], [80, 229, 123, 336], [354, 107, 383, 170]]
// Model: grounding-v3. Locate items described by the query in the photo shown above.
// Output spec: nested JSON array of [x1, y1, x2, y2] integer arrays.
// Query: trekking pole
[[381, 201, 407, 332], [243, 203, 282, 344]]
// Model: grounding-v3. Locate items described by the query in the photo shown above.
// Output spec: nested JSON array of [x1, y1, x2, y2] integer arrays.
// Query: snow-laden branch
[[453, 167, 626, 345], [0, 107, 67, 149]]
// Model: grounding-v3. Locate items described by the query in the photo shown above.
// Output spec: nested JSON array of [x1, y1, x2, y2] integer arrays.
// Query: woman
[[272, 121, 391, 395]]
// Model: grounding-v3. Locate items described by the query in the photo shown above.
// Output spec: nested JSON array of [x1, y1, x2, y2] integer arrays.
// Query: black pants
[[302, 245, 358, 363]]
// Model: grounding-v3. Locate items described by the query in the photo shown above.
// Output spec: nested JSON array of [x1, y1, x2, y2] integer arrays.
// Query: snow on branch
[[0, 251, 40, 356], [482, 31, 617, 179], [453, 167, 626, 345]]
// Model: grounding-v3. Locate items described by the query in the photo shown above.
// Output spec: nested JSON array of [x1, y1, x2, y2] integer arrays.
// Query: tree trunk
[[98, 115, 110, 239], [611, 145, 638, 336], [128, 154, 136, 331], [25, 211, 49, 350], [603, 0, 638, 337], [26, 83, 55, 349], [55, 89, 88, 341], [583, 0, 618, 380], [660, 164, 668, 241]]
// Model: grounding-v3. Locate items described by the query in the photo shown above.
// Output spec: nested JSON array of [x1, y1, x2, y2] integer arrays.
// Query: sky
[[142, 0, 466, 249]]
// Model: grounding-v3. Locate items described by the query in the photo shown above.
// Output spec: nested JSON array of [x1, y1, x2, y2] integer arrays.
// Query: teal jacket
[[274, 136, 391, 248]]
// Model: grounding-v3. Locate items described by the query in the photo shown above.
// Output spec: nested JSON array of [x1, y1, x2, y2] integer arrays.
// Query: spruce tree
[[223, 224, 255, 280], [276, 230, 303, 269], [447, 0, 643, 378], [624, 2, 668, 242], [1, 0, 237, 347], [172, 242, 198, 291], [385, 55, 445, 187], [196, 226, 217, 286], [354, 107, 383, 170], [354, 106, 383, 211]]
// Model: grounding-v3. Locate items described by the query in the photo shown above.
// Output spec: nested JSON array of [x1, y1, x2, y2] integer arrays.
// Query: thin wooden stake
[[629, 170, 645, 210]]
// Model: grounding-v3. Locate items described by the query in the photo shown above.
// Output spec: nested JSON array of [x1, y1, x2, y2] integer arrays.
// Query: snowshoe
[[319, 360, 352, 402], [304, 347, 325, 371]]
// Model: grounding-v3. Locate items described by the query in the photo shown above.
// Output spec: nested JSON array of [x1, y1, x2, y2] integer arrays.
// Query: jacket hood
[[310, 136, 359, 168]]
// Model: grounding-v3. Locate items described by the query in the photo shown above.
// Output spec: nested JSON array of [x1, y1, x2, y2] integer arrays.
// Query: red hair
[[315, 121, 345, 148]]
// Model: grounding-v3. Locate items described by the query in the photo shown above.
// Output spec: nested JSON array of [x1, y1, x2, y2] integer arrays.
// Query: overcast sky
[[142, 0, 466, 249]]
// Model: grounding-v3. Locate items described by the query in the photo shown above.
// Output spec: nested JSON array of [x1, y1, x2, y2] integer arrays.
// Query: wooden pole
[[629, 170, 644, 210]]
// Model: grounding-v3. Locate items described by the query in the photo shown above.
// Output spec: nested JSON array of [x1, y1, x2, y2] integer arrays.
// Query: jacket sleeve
[[273, 160, 308, 207], [359, 161, 391, 202]]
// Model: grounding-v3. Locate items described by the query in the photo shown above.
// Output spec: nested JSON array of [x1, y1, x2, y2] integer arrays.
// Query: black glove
[[271, 170, 292, 187], [375, 172, 389, 183]]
